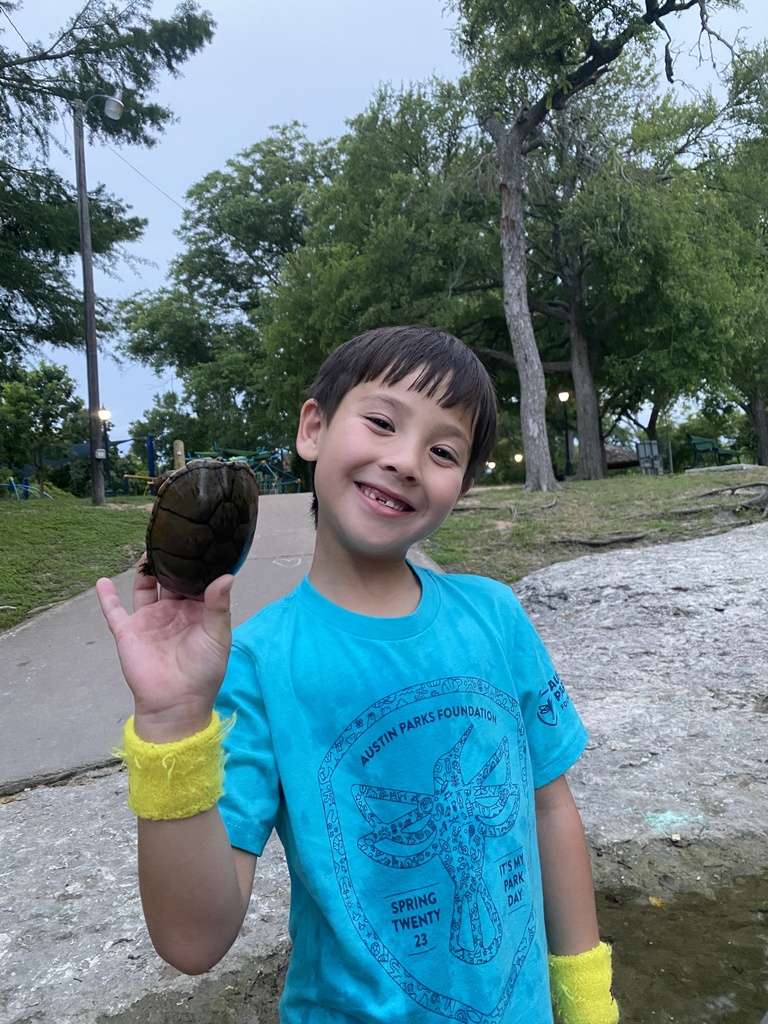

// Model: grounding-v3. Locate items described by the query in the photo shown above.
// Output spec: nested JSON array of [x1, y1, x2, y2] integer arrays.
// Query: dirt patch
[[97, 946, 290, 1024], [590, 836, 768, 897]]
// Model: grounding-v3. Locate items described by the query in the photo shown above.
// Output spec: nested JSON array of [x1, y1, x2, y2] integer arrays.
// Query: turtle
[[142, 458, 260, 597]]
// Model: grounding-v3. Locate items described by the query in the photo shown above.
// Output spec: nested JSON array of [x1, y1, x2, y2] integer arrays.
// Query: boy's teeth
[[363, 485, 405, 510]]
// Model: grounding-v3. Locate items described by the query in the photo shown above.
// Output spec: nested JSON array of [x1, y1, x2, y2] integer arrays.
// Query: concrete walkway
[[0, 492, 319, 795]]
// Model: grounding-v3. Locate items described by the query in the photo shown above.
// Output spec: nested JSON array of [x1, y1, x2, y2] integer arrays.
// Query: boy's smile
[[297, 370, 474, 565]]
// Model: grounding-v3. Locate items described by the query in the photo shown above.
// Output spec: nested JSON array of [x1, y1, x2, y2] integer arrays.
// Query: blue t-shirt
[[216, 565, 587, 1024]]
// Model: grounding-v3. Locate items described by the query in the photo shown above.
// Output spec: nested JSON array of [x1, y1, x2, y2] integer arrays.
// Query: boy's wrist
[[117, 710, 234, 820], [132, 704, 215, 744], [549, 941, 619, 1024]]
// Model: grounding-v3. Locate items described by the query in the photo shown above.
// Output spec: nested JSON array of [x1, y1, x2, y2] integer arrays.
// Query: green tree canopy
[[0, 0, 215, 357], [0, 361, 84, 492], [261, 82, 507, 416], [119, 124, 333, 454]]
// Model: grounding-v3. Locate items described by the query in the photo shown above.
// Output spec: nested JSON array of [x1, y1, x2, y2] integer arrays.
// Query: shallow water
[[597, 871, 768, 1023]]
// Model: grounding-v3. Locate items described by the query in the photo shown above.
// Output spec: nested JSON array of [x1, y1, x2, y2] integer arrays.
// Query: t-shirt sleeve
[[507, 596, 588, 788], [214, 639, 280, 856]]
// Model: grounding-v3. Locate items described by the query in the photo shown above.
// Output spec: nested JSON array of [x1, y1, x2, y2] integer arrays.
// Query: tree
[[262, 83, 507, 415], [700, 136, 768, 464], [449, 0, 747, 490], [0, 362, 84, 492], [172, 123, 336, 314], [518, 50, 731, 477], [0, 0, 215, 357], [118, 124, 334, 452], [0, 162, 144, 358]]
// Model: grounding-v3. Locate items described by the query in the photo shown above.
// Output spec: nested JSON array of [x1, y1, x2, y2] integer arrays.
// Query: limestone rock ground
[[2, 524, 766, 1023]]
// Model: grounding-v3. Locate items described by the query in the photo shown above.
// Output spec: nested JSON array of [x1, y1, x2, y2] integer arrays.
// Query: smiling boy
[[98, 325, 618, 1023]]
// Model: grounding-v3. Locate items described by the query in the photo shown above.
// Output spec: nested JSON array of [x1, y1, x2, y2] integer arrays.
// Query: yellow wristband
[[549, 941, 619, 1024], [116, 711, 234, 820]]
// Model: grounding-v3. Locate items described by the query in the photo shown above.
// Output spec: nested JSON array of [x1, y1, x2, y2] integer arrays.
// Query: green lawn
[[423, 468, 768, 584], [0, 499, 148, 630]]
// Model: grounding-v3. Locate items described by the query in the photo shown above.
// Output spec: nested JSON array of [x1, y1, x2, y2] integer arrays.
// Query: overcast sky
[[11, 1, 768, 443]]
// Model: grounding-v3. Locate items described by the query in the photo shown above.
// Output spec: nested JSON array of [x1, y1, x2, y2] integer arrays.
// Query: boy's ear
[[296, 398, 324, 461]]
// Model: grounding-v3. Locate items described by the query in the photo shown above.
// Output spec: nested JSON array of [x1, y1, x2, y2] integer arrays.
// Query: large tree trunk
[[498, 134, 558, 492], [745, 390, 768, 465], [569, 309, 605, 481]]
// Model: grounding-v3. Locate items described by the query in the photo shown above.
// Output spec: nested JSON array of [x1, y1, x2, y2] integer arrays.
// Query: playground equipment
[[192, 446, 301, 495], [1, 478, 53, 500], [121, 442, 302, 497]]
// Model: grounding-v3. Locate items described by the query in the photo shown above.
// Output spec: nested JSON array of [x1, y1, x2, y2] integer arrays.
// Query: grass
[[1, 469, 766, 632], [0, 497, 149, 631], [423, 468, 768, 584]]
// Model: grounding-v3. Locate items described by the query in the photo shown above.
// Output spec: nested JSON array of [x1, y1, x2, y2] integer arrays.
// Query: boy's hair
[[305, 325, 497, 518]]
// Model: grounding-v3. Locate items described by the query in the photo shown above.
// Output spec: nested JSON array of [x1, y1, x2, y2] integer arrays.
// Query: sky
[[10, 1, 768, 444]]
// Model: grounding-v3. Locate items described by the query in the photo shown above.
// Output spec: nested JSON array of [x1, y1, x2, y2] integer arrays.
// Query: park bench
[[687, 434, 741, 467]]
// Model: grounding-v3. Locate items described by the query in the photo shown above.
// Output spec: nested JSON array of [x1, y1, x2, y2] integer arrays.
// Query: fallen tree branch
[[452, 504, 516, 514], [551, 532, 648, 548], [670, 504, 722, 516], [697, 484, 768, 498], [736, 491, 768, 516]]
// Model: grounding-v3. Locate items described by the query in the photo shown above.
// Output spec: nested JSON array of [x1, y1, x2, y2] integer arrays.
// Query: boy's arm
[[97, 565, 257, 974], [137, 814, 256, 974], [536, 774, 619, 1024], [534, 773, 600, 955]]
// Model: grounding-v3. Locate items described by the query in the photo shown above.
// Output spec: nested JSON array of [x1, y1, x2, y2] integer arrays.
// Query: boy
[[97, 325, 618, 1023]]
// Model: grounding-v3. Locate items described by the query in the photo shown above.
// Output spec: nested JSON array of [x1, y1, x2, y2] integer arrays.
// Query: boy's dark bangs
[[378, 355, 484, 411], [355, 328, 489, 413]]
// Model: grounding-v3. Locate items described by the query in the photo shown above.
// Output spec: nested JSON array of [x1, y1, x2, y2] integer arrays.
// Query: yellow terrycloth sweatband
[[116, 711, 233, 820], [549, 941, 619, 1024]]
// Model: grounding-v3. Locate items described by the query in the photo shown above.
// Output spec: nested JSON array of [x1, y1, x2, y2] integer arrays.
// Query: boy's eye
[[432, 446, 458, 464], [366, 416, 393, 431]]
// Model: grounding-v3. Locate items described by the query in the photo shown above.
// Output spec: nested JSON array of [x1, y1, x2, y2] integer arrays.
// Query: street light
[[558, 390, 573, 478], [98, 406, 111, 496], [72, 90, 124, 506]]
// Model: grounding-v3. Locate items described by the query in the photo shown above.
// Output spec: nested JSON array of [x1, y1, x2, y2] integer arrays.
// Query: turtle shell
[[142, 459, 259, 596]]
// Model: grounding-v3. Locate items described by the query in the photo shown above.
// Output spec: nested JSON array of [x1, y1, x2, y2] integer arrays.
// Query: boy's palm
[[96, 560, 233, 723]]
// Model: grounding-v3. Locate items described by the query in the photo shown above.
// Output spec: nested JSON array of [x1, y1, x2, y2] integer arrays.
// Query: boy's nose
[[380, 441, 420, 481]]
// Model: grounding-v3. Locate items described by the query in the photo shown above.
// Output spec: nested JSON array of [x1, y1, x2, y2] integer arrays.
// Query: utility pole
[[72, 91, 123, 505], [73, 97, 105, 507]]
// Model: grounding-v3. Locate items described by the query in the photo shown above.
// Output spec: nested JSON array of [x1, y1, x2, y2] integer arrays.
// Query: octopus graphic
[[352, 724, 519, 965]]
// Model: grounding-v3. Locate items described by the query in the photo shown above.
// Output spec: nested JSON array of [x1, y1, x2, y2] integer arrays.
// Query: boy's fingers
[[95, 577, 128, 633], [132, 558, 159, 610], [202, 575, 234, 646]]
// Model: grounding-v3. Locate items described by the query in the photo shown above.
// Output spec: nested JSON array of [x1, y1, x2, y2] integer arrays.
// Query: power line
[[103, 142, 187, 212], [1, 7, 32, 51]]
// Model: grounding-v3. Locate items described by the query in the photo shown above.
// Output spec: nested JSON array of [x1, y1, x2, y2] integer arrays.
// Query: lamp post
[[72, 90, 124, 506], [98, 406, 111, 496], [558, 390, 573, 478]]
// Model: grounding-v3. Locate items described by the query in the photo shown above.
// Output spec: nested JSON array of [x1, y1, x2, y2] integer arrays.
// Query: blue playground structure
[[1, 478, 53, 500], [192, 447, 301, 495]]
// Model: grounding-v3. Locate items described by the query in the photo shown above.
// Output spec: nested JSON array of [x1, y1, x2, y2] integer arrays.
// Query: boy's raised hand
[[96, 557, 234, 742]]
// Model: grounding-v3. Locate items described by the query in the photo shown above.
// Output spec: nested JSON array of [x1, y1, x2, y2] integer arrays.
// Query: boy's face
[[297, 370, 474, 560]]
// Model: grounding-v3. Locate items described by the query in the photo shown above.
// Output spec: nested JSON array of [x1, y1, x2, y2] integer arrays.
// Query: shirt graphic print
[[319, 675, 539, 1022]]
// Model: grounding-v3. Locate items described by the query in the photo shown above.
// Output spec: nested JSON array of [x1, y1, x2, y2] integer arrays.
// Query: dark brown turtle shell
[[142, 459, 259, 596]]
